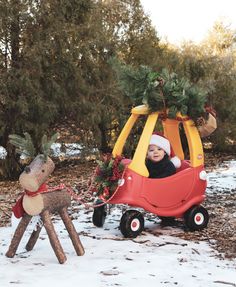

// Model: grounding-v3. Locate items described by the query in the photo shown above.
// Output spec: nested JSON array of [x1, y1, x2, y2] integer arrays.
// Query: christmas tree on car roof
[[110, 59, 208, 123]]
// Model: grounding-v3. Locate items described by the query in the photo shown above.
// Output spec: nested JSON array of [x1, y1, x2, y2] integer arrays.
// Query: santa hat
[[149, 133, 181, 168]]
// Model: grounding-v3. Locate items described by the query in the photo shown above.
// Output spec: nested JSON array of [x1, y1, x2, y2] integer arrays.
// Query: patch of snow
[[0, 143, 89, 159], [49, 143, 84, 158], [0, 208, 236, 287], [50, 143, 62, 157], [207, 160, 236, 193], [0, 146, 7, 159], [50, 143, 99, 159], [64, 143, 83, 157]]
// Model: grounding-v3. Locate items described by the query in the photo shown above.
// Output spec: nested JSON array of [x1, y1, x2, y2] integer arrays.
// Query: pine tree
[[75, 0, 162, 152], [0, 0, 92, 178]]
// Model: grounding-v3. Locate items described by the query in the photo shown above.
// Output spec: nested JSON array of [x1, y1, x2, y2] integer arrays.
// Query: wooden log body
[[22, 189, 71, 216], [19, 155, 55, 192]]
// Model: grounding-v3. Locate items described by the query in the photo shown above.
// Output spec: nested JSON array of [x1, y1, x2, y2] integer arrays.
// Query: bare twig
[[213, 280, 236, 287]]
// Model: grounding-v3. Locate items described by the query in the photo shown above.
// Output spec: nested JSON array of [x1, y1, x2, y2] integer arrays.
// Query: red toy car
[[92, 105, 209, 238]]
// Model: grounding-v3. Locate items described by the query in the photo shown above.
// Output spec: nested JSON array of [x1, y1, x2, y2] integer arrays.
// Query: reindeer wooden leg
[[41, 209, 67, 264], [59, 207, 85, 256], [6, 214, 32, 258], [25, 223, 43, 251]]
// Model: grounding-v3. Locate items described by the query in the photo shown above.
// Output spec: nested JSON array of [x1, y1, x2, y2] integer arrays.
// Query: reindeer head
[[19, 154, 55, 192]]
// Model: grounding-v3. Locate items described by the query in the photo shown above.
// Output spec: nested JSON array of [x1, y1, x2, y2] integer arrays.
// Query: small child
[[146, 134, 180, 178]]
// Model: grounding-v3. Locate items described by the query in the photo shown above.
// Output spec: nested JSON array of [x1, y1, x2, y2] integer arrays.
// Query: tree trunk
[[10, 2, 20, 68], [98, 122, 111, 153]]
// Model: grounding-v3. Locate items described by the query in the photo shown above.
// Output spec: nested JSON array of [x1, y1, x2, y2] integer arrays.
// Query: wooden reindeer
[[6, 154, 84, 264]]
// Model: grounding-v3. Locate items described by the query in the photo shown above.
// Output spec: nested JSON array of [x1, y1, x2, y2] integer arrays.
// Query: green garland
[[94, 154, 125, 200], [111, 60, 207, 123]]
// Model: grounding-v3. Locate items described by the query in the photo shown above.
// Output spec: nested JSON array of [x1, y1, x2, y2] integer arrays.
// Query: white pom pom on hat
[[170, 155, 181, 169], [149, 133, 181, 168]]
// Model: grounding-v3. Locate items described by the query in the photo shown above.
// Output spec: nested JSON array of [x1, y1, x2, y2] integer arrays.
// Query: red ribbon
[[25, 183, 48, 197], [12, 195, 24, 219], [175, 116, 190, 121]]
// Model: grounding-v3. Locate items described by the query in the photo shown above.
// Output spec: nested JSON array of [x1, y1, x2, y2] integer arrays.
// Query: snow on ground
[[207, 160, 236, 192], [0, 161, 236, 287]]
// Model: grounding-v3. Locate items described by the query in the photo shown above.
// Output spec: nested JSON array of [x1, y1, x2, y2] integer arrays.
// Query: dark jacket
[[146, 154, 176, 179]]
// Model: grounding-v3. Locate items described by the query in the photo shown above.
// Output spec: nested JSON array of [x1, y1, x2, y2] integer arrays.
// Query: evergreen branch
[[9, 132, 59, 161], [9, 132, 36, 159], [41, 132, 59, 159], [110, 59, 207, 122]]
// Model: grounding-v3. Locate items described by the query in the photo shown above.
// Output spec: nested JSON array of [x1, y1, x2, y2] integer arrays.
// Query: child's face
[[147, 145, 165, 162]]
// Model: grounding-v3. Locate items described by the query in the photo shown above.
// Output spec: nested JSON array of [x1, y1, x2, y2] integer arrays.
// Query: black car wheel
[[184, 205, 209, 231], [92, 200, 107, 227], [119, 210, 144, 238]]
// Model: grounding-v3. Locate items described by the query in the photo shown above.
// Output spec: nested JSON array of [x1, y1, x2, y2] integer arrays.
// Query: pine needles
[[9, 132, 59, 161], [9, 133, 36, 159], [41, 133, 59, 160], [111, 59, 207, 122]]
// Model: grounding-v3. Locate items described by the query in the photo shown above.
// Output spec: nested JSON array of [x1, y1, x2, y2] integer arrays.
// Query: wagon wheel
[[184, 205, 209, 231], [119, 210, 144, 238], [92, 200, 107, 227]]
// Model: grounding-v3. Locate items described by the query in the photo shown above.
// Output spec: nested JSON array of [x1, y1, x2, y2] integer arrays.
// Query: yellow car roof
[[113, 105, 204, 177]]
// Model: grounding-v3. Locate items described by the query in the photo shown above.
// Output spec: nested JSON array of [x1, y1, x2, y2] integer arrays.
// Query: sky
[[140, 0, 236, 44]]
